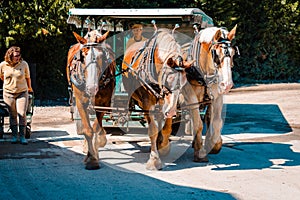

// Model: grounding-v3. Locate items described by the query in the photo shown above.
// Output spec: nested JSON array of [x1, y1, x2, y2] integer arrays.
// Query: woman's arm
[[26, 77, 33, 93]]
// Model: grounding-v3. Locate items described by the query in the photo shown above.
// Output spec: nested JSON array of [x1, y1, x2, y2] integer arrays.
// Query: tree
[[198, 0, 300, 82], [1, 0, 299, 103], [0, 0, 80, 101]]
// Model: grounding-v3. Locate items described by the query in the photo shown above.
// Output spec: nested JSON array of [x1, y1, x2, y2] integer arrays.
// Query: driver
[[125, 24, 147, 50]]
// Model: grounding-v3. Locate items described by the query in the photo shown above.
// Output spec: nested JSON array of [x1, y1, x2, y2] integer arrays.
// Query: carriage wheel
[[25, 125, 31, 139]]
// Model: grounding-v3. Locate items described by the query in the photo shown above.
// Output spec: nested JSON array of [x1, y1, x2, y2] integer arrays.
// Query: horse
[[182, 25, 238, 162], [122, 28, 201, 170], [66, 30, 116, 170]]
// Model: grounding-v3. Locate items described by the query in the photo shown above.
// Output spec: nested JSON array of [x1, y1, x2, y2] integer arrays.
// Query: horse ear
[[213, 29, 222, 42], [73, 32, 87, 44], [228, 24, 237, 41], [97, 31, 110, 43]]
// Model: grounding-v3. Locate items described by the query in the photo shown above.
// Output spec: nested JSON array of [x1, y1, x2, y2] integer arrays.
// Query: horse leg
[[205, 96, 223, 155], [145, 113, 162, 170], [189, 108, 207, 162], [82, 124, 100, 170], [209, 96, 223, 154], [181, 84, 207, 162], [93, 112, 107, 149], [157, 118, 172, 156], [75, 98, 100, 170]]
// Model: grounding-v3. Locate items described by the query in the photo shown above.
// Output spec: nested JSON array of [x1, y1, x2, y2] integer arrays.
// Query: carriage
[[66, 8, 238, 170], [67, 8, 214, 130]]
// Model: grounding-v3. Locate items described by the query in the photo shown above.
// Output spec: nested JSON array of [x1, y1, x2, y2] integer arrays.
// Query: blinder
[[211, 38, 239, 68], [79, 50, 85, 63], [172, 56, 186, 72], [211, 49, 221, 66], [233, 46, 240, 58], [70, 43, 111, 90], [176, 55, 183, 68]]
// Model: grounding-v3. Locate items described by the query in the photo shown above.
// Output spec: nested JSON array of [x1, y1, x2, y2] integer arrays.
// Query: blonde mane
[[200, 27, 218, 43], [155, 29, 181, 62], [199, 27, 229, 43]]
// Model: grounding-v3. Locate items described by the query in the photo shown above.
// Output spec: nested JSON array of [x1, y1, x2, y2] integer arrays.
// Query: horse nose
[[165, 109, 177, 118], [163, 93, 178, 118], [86, 84, 98, 95], [220, 81, 233, 93]]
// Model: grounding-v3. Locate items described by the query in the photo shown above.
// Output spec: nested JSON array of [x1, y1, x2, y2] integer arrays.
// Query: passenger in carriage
[[0, 46, 33, 144], [125, 24, 147, 50]]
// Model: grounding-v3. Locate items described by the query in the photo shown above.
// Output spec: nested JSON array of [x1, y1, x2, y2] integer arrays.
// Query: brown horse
[[67, 30, 116, 170], [183, 25, 238, 162], [122, 29, 199, 170]]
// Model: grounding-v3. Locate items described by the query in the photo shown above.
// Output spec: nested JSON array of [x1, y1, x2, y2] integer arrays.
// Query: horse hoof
[[193, 156, 209, 163], [85, 161, 100, 170], [209, 141, 222, 154], [146, 152, 162, 170], [146, 159, 162, 171]]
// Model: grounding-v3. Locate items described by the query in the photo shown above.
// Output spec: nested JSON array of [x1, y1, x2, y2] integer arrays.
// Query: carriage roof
[[67, 8, 214, 32]]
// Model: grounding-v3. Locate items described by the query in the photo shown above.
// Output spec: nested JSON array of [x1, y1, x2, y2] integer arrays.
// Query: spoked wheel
[[25, 125, 31, 139]]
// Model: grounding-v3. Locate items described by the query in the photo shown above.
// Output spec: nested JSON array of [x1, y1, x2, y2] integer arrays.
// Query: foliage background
[[0, 0, 299, 103]]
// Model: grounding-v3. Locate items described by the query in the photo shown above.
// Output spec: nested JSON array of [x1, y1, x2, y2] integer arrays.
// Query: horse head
[[71, 31, 110, 96], [160, 54, 194, 118], [198, 25, 238, 94], [211, 25, 237, 93], [154, 30, 195, 118]]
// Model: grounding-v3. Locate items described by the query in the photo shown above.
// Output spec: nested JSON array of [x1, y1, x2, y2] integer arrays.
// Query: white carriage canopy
[[67, 8, 214, 34]]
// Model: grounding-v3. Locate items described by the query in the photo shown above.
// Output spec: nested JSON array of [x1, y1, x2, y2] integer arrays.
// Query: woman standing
[[0, 46, 33, 144]]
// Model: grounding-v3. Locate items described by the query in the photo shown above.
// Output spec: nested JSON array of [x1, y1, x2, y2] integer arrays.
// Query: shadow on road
[[164, 141, 300, 171], [223, 104, 292, 134], [0, 136, 236, 200]]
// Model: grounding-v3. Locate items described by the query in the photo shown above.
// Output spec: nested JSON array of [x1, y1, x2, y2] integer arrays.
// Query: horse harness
[[68, 42, 116, 92], [211, 38, 240, 68], [123, 30, 184, 100], [185, 29, 239, 101]]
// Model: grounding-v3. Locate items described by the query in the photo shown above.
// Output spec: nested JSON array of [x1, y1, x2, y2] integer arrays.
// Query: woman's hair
[[4, 46, 22, 66]]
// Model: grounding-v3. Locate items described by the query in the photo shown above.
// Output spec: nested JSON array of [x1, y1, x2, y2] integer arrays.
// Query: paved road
[[0, 83, 299, 200]]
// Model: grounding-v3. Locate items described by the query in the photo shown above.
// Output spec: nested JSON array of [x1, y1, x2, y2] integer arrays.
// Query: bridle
[[159, 56, 185, 97], [69, 42, 113, 92], [188, 29, 240, 86], [211, 38, 240, 69]]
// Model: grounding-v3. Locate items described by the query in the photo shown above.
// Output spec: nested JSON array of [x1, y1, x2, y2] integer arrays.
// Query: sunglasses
[[13, 54, 21, 58]]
